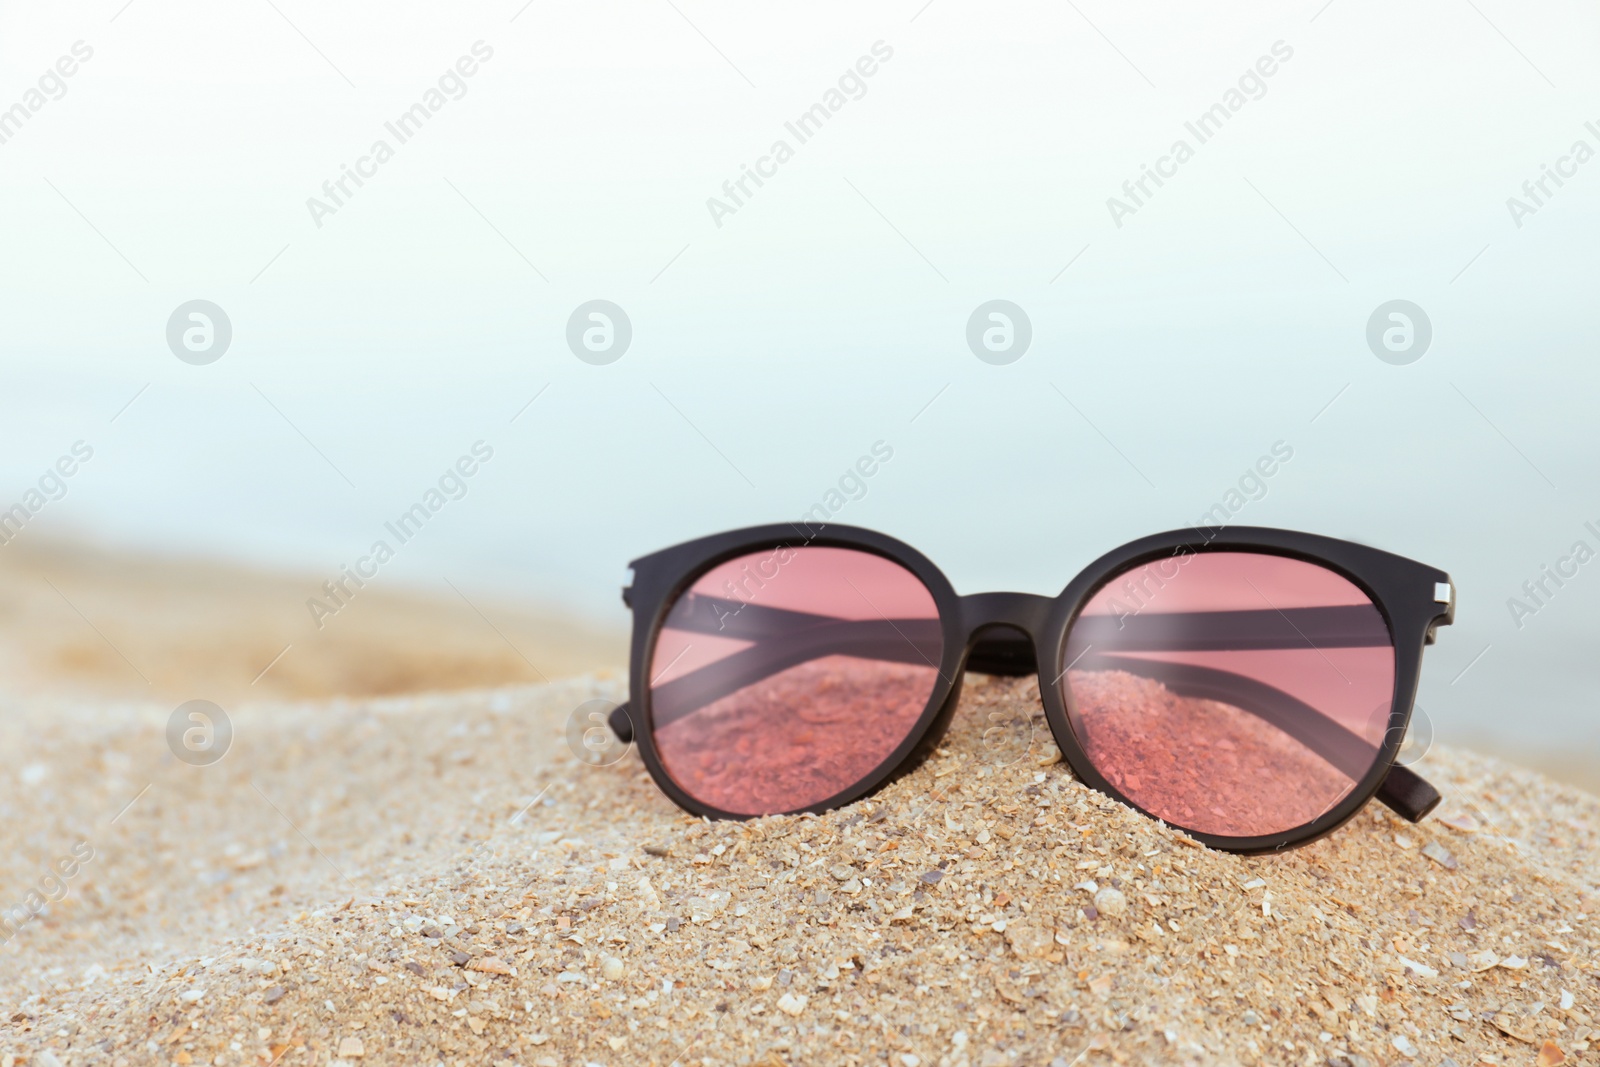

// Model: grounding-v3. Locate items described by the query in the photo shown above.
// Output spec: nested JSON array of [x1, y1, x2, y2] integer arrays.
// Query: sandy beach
[[2, 668, 1596, 1067], [1, 544, 1596, 1066]]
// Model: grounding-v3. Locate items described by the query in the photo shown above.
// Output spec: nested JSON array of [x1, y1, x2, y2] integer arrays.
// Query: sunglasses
[[605, 523, 1454, 854]]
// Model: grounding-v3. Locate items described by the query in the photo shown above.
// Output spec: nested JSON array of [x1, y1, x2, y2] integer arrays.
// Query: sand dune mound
[[2, 676, 1597, 1066]]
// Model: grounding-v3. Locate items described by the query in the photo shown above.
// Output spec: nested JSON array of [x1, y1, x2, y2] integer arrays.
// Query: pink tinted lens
[[649, 546, 943, 815], [1061, 551, 1395, 839]]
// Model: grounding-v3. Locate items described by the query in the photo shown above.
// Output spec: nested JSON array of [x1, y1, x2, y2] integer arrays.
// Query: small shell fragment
[[1093, 888, 1128, 918], [468, 956, 513, 975], [1538, 1039, 1568, 1066], [1436, 810, 1481, 833], [1398, 955, 1438, 978], [1489, 1012, 1540, 1044], [1421, 842, 1459, 870]]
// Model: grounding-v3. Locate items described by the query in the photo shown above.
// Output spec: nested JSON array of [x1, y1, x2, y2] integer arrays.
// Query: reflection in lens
[[1061, 551, 1395, 838], [649, 546, 943, 815]]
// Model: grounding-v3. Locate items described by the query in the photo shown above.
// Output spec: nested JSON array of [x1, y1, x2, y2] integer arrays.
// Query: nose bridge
[[958, 592, 1054, 677], [959, 591, 1055, 638]]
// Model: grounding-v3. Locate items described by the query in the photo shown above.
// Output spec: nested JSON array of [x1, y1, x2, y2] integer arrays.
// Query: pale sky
[[2, 0, 1597, 751]]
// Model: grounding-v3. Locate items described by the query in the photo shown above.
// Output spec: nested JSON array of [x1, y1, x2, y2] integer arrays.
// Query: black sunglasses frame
[[611, 523, 1454, 854]]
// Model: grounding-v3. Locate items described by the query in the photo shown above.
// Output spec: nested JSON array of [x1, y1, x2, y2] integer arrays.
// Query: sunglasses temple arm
[[1377, 762, 1441, 823], [1091, 653, 1441, 823], [608, 703, 635, 745], [608, 613, 941, 745], [609, 709, 1437, 826], [634, 619, 944, 735], [678, 595, 1393, 651], [1071, 605, 1391, 650]]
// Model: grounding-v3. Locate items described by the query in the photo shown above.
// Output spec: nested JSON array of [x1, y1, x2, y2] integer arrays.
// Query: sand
[[2, 672, 1596, 1067]]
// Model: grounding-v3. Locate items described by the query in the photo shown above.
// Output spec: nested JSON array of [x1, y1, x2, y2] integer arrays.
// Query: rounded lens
[[1061, 550, 1395, 839], [647, 545, 944, 816]]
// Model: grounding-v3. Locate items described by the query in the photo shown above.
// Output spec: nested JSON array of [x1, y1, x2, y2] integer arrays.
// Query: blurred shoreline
[[0, 537, 626, 707]]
